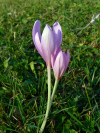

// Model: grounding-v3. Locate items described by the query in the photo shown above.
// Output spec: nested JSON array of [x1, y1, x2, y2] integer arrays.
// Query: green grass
[[0, 0, 100, 132]]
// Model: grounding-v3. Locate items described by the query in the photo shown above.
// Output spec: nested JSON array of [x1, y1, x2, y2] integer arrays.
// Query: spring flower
[[52, 50, 70, 80], [32, 20, 62, 66], [32, 20, 70, 133], [90, 13, 100, 23]]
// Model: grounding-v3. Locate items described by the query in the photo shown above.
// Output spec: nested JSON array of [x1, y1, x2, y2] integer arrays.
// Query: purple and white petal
[[53, 50, 70, 80], [32, 20, 41, 43], [53, 22, 62, 48], [41, 24, 55, 65]]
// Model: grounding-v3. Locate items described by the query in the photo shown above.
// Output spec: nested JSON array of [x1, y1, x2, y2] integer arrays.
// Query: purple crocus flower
[[32, 21, 70, 133], [32, 20, 70, 80], [32, 20, 62, 66], [90, 13, 100, 23], [52, 50, 70, 80]]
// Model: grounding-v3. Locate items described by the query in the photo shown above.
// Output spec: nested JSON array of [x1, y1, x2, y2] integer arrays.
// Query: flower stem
[[50, 79, 59, 107], [39, 64, 51, 133], [77, 23, 90, 35]]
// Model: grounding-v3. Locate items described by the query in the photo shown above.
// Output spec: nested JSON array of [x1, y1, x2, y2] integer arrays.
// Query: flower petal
[[53, 22, 62, 48], [53, 50, 70, 80], [96, 13, 100, 19], [34, 32, 45, 60], [51, 47, 61, 67], [41, 24, 55, 65], [32, 20, 45, 58], [32, 20, 41, 43]]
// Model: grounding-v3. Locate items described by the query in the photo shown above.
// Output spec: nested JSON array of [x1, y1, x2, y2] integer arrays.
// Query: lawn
[[0, 0, 100, 132]]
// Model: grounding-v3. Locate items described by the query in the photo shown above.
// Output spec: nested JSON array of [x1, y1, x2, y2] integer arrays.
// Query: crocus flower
[[52, 50, 70, 80], [32, 20, 62, 66], [90, 13, 100, 24], [32, 20, 70, 133]]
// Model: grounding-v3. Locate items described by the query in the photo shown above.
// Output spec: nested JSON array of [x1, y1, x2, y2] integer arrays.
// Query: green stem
[[39, 78, 59, 133], [50, 79, 59, 107], [77, 23, 90, 35], [39, 65, 51, 133]]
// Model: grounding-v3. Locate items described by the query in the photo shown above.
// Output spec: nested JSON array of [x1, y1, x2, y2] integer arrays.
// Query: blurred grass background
[[0, 0, 100, 132]]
